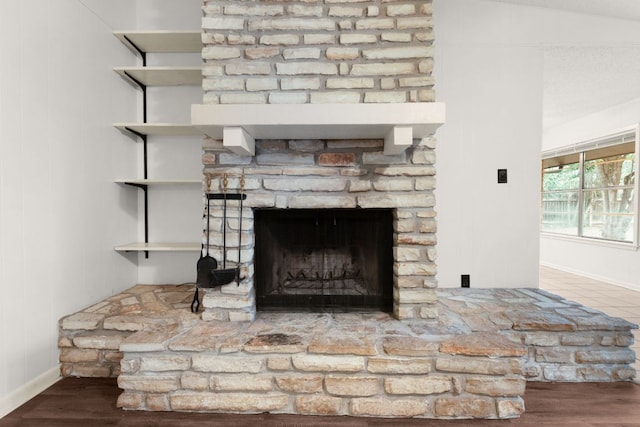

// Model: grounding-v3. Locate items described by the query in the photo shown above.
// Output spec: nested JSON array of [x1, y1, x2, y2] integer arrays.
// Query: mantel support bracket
[[384, 126, 413, 155], [223, 127, 255, 156]]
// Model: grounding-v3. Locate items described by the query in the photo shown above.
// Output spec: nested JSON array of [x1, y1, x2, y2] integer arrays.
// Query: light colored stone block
[[276, 62, 336, 76], [283, 48, 321, 60], [384, 376, 451, 395], [287, 5, 323, 16], [140, 355, 191, 372], [291, 354, 364, 372], [350, 63, 415, 76], [62, 313, 105, 330], [269, 92, 308, 104], [260, 34, 300, 45], [324, 376, 379, 396], [245, 47, 280, 59], [289, 196, 357, 209], [249, 18, 335, 32], [329, 6, 363, 17], [434, 397, 497, 418], [326, 47, 359, 60], [355, 18, 394, 30], [281, 77, 321, 90], [497, 397, 526, 419], [224, 4, 282, 16], [367, 357, 432, 374], [304, 34, 336, 44], [465, 376, 526, 397], [435, 357, 519, 376], [213, 374, 273, 392], [381, 33, 412, 43], [225, 62, 271, 75], [295, 395, 342, 415], [340, 34, 377, 44], [202, 17, 245, 30], [246, 78, 278, 91], [387, 4, 416, 16], [202, 46, 241, 60], [350, 398, 428, 417], [170, 392, 289, 412], [60, 348, 100, 363], [220, 93, 266, 104], [192, 355, 263, 373], [181, 371, 210, 391], [118, 374, 179, 393], [310, 91, 360, 103], [275, 375, 323, 393], [73, 334, 123, 350], [326, 78, 374, 89]]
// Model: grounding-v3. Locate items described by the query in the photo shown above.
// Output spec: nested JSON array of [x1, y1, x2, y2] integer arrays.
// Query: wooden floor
[[1, 378, 639, 426]]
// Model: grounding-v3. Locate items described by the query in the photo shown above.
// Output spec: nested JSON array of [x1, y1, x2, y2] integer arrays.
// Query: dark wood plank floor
[[1, 378, 639, 426]]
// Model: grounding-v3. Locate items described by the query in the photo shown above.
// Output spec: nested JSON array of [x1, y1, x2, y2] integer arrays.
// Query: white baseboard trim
[[541, 262, 640, 292], [0, 366, 61, 418]]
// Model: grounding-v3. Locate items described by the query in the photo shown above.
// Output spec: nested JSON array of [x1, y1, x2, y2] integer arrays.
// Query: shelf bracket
[[122, 182, 149, 259]]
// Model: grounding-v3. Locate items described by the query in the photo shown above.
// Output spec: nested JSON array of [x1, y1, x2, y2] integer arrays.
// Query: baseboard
[[0, 366, 61, 418], [541, 262, 640, 292]]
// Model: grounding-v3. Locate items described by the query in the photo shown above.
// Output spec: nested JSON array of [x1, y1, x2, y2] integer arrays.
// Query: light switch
[[498, 169, 507, 184]]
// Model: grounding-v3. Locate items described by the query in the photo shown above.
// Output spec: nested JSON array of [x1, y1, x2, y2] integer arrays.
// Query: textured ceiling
[[489, 0, 640, 22], [486, 0, 640, 130]]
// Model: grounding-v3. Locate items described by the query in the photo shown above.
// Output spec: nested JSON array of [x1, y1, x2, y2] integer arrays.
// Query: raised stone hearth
[[59, 286, 637, 419]]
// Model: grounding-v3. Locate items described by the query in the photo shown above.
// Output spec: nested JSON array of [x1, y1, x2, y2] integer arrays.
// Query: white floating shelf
[[114, 123, 202, 137], [191, 102, 446, 156], [114, 31, 201, 53], [114, 67, 202, 86], [115, 179, 201, 185], [115, 242, 201, 252]]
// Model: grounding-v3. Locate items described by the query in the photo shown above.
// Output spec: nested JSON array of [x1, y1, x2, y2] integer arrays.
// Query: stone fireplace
[[192, 0, 445, 322], [55, 0, 638, 420]]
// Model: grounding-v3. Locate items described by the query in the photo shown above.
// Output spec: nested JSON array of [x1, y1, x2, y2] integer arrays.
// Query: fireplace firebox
[[254, 208, 393, 313]]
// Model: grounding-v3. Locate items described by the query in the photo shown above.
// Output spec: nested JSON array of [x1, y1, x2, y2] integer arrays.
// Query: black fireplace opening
[[254, 208, 393, 313]]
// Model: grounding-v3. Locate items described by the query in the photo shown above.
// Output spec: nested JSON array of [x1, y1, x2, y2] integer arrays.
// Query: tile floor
[[539, 265, 640, 381]]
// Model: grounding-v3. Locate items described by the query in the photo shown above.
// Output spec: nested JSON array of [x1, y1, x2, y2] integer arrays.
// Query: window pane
[[584, 146, 635, 189], [541, 191, 579, 235], [542, 160, 580, 191], [582, 188, 635, 242]]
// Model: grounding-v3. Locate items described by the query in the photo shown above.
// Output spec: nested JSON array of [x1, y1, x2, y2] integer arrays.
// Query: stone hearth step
[[59, 286, 637, 419]]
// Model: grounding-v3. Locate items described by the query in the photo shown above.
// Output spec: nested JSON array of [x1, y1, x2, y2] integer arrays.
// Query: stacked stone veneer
[[116, 323, 528, 419], [200, 0, 434, 105], [59, 286, 637, 419], [201, 139, 438, 322], [200, 0, 437, 322]]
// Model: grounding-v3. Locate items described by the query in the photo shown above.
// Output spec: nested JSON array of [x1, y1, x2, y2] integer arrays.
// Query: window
[[541, 129, 638, 244]]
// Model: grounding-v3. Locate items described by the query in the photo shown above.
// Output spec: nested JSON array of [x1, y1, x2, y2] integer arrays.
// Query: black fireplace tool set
[[191, 173, 246, 313]]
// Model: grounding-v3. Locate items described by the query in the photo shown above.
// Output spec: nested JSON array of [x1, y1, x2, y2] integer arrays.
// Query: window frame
[[541, 125, 640, 248]]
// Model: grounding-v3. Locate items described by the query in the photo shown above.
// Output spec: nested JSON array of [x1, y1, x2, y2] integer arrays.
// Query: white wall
[[0, 0, 137, 416], [434, 0, 543, 288], [541, 100, 640, 290], [434, 0, 640, 289]]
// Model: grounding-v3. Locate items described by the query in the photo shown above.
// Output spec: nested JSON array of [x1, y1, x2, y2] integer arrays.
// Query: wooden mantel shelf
[[191, 102, 446, 156]]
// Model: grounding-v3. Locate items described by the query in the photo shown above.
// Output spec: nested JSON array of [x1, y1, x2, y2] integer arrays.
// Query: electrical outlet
[[498, 169, 508, 184], [461, 274, 470, 288]]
